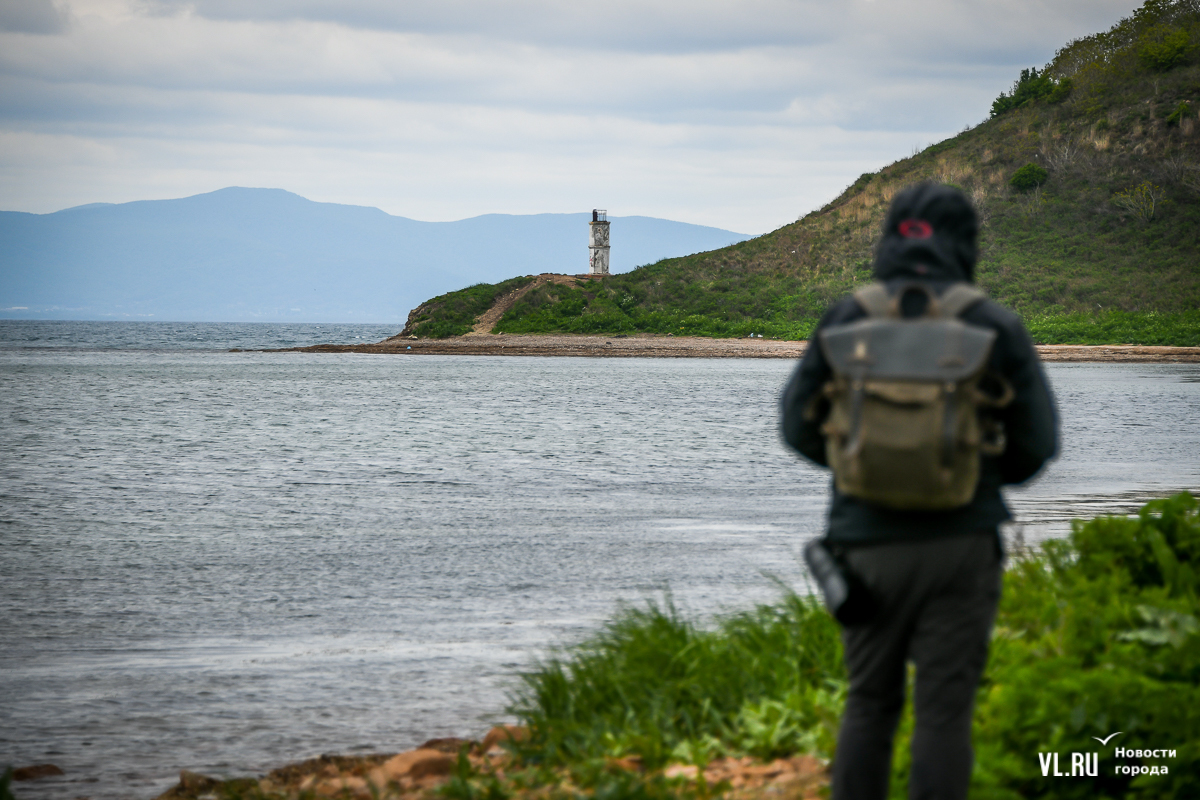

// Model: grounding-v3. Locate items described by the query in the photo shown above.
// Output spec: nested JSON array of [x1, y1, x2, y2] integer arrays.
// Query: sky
[[0, 0, 1137, 234]]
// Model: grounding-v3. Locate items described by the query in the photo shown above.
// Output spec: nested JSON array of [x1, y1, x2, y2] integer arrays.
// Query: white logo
[[1039, 752, 1098, 777], [1093, 732, 1123, 746]]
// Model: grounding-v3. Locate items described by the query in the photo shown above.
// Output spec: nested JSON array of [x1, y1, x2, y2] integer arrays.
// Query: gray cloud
[[0, 1, 1129, 128], [146, 0, 841, 53], [0, 0, 67, 34], [0, 0, 1143, 232], [146, 0, 1133, 65]]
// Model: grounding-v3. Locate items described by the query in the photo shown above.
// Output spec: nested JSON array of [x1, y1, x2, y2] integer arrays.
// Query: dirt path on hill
[[468, 274, 582, 335]]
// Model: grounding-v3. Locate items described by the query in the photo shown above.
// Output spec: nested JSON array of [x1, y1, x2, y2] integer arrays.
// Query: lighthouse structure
[[588, 209, 610, 275]]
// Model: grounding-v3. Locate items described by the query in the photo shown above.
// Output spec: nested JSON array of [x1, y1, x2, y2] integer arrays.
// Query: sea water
[[1, 322, 1197, 799], [0, 320, 401, 352]]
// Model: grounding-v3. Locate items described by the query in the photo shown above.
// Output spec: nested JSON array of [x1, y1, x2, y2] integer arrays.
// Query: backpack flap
[[817, 314, 1001, 510], [819, 318, 996, 382]]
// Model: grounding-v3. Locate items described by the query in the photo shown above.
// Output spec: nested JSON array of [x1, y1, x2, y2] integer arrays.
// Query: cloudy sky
[[1, 0, 1135, 233]]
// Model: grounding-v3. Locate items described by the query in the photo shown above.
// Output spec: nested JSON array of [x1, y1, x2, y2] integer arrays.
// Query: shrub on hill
[[1139, 24, 1194, 71], [1010, 163, 1050, 191], [1112, 180, 1166, 222], [991, 68, 1072, 117]]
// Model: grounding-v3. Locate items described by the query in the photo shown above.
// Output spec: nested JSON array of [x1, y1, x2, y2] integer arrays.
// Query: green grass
[[509, 591, 844, 771], [492, 277, 821, 340], [510, 493, 1200, 799], [459, 276, 1199, 346], [1025, 309, 1200, 346]]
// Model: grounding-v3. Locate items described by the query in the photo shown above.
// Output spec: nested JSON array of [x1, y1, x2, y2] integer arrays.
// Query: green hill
[[405, 0, 1200, 346]]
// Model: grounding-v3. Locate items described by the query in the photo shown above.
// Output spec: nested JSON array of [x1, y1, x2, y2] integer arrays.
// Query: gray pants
[[831, 532, 1002, 800]]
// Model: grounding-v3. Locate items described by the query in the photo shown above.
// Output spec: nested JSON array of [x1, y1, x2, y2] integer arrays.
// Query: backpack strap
[[854, 282, 986, 319], [853, 283, 893, 318], [938, 284, 987, 319]]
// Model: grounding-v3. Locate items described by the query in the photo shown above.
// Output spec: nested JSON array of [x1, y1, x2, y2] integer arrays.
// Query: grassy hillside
[[406, 0, 1200, 345]]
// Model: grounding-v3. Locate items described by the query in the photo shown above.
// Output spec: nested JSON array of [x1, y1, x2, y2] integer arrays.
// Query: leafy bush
[[991, 68, 1071, 117], [1166, 100, 1192, 125], [975, 493, 1200, 800], [1048, 77, 1075, 104], [1112, 181, 1164, 222], [1138, 25, 1193, 71], [1010, 163, 1050, 192]]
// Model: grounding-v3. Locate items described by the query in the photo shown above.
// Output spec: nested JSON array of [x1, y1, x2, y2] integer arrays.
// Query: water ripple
[[1, 350, 1197, 799]]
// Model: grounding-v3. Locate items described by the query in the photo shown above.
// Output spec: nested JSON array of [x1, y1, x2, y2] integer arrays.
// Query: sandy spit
[[266, 334, 1200, 363]]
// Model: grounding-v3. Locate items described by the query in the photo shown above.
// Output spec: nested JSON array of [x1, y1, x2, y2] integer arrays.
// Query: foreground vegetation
[[406, 0, 1200, 345], [502, 493, 1200, 799]]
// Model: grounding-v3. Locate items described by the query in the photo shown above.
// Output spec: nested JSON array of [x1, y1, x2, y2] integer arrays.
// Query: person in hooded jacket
[[780, 183, 1057, 800]]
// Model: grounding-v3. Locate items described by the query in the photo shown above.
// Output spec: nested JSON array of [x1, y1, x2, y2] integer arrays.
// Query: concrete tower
[[589, 209, 610, 275]]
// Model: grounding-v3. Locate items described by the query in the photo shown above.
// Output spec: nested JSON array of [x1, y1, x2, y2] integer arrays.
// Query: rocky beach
[[276, 332, 1200, 363], [128, 725, 830, 800]]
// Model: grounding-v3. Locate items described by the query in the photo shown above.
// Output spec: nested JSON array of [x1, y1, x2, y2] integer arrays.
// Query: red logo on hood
[[898, 219, 934, 239]]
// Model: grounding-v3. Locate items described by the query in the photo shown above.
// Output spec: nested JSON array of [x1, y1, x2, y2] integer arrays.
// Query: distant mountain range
[[0, 187, 752, 322]]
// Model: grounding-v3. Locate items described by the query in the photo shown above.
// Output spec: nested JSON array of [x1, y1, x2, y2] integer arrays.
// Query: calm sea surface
[[1, 322, 1198, 799]]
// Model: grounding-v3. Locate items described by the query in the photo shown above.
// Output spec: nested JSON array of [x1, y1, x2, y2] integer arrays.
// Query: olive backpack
[[815, 282, 1014, 510]]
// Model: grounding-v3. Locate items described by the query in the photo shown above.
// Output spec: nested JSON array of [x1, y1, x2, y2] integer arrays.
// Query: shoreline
[[138, 726, 828, 800], [268, 333, 1200, 363]]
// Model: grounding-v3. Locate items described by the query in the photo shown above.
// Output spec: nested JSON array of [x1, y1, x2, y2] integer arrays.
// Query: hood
[[873, 182, 979, 282]]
